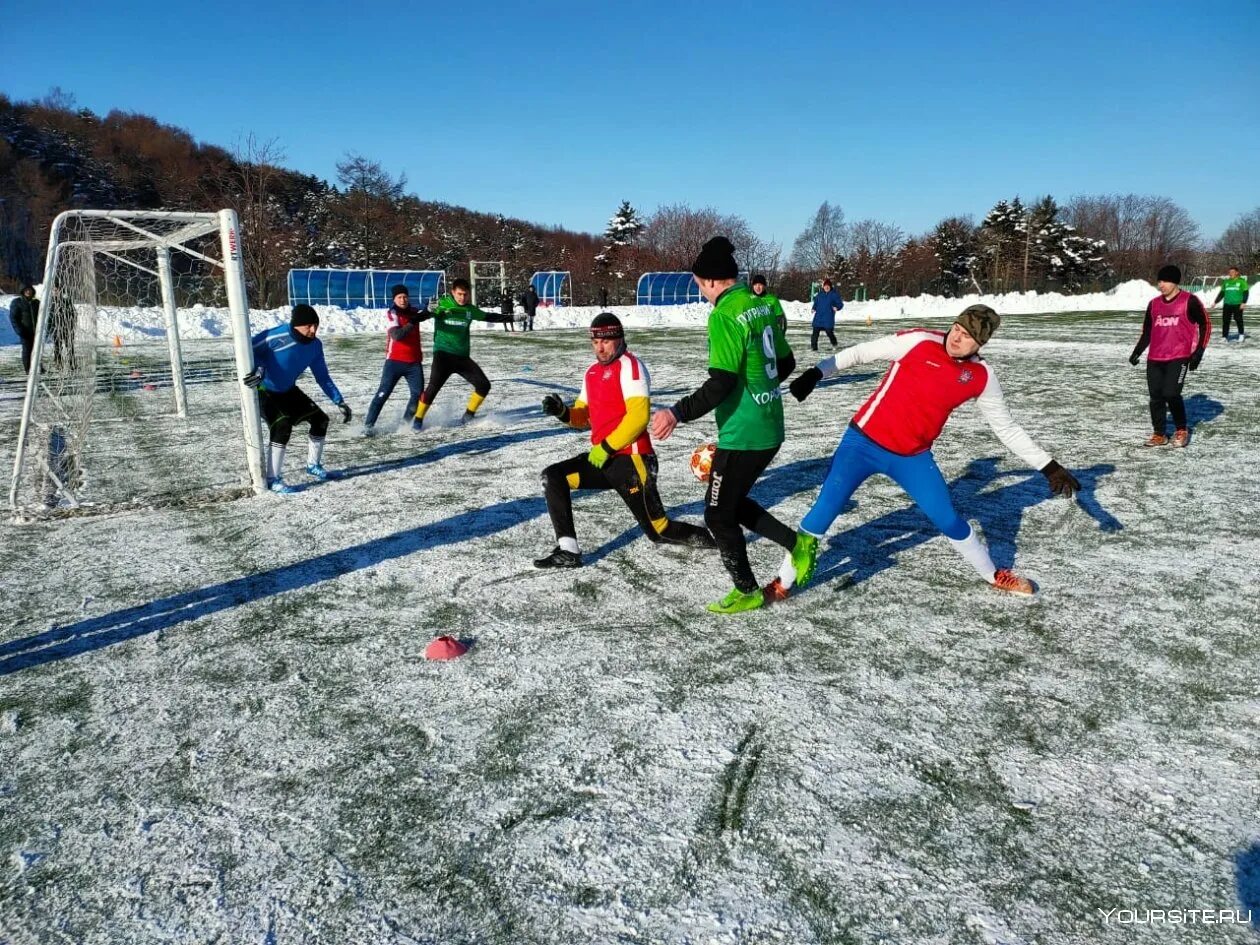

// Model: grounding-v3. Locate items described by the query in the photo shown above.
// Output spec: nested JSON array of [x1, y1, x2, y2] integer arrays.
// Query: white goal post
[[8, 209, 267, 517]]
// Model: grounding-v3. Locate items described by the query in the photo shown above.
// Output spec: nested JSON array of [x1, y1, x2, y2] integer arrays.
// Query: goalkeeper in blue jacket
[[244, 304, 351, 493]]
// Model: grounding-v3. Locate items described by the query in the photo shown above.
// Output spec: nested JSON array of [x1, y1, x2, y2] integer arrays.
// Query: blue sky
[[4, 0, 1258, 246]]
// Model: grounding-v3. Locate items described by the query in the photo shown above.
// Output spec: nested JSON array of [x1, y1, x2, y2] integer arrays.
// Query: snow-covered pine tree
[[605, 201, 644, 247], [596, 202, 643, 302], [931, 217, 979, 295], [979, 197, 1026, 291]]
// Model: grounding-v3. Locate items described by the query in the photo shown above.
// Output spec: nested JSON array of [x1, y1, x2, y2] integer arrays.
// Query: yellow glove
[[587, 442, 613, 468]]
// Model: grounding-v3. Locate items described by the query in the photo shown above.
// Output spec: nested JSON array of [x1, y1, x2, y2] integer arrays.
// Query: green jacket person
[[650, 236, 803, 614], [412, 278, 515, 427]]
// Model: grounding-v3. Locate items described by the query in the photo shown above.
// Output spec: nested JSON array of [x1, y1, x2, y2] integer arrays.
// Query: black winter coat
[[9, 295, 38, 335]]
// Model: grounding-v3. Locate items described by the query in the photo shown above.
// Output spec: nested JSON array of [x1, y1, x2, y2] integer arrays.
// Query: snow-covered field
[[1, 311, 1258, 944]]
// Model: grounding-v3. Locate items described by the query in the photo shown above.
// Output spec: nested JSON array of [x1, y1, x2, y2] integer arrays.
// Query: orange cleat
[[762, 577, 790, 603], [992, 569, 1035, 596], [1171, 429, 1189, 448], [1143, 433, 1168, 447]]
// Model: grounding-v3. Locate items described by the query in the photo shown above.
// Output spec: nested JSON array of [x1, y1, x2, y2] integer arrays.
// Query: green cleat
[[790, 531, 819, 588], [706, 587, 765, 614]]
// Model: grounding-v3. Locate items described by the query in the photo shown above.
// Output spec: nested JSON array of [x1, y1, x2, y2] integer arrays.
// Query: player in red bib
[[534, 313, 715, 568], [1129, 264, 1210, 448], [363, 285, 431, 435], [780, 304, 1080, 598]]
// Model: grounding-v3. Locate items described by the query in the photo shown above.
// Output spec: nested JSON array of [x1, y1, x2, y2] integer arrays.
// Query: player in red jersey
[[779, 304, 1080, 597], [534, 313, 715, 568]]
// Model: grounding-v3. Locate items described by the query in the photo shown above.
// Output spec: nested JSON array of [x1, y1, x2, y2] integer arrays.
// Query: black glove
[[541, 393, 569, 422], [1040, 460, 1080, 498], [1128, 353, 1140, 366], [1188, 352, 1203, 371], [789, 367, 823, 402], [243, 366, 265, 388], [338, 402, 352, 424]]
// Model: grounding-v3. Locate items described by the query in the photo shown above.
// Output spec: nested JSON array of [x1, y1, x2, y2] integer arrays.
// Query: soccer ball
[[690, 442, 716, 483]]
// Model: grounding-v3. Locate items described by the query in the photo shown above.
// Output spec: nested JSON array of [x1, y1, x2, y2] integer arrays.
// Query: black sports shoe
[[533, 547, 582, 569], [461, 409, 478, 424]]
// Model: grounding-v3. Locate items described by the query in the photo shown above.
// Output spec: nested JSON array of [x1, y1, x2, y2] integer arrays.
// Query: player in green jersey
[[1212, 266, 1249, 342], [650, 237, 805, 614], [412, 278, 514, 427]]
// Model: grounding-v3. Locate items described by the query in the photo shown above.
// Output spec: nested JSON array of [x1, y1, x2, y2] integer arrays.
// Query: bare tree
[[211, 135, 299, 307], [639, 204, 755, 271], [789, 201, 848, 273], [37, 86, 77, 111], [332, 153, 408, 268], [1065, 193, 1200, 280], [742, 232, 783, 283], [1215, 207, 1260, 270], [848, 219, 905, 292]]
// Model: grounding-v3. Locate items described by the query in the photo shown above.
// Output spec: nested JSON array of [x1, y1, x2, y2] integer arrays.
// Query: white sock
[[777, 528, 820, 589], [308, 437, 325, 467], [949, 525, 997, 583], [778, 551, 797, 589], [268, 443, 286, 480], [559, 536, 579, 555]]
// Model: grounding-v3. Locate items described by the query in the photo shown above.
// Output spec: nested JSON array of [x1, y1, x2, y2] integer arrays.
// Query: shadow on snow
[[1, 442, 1120, 675]]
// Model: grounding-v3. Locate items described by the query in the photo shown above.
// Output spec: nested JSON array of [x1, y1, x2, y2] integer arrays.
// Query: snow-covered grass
[[1, 312, 1258, 944]]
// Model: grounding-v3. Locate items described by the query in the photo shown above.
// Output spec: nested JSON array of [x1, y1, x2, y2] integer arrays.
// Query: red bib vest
[[1147, 291, 1199, 362], [384, 305, 424, 363]]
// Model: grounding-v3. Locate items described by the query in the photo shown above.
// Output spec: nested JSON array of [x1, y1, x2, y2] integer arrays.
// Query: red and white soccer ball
[[690, 442, 716, 483]]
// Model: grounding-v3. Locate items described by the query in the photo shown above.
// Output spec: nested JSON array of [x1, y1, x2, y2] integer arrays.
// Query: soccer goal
[[469, 260, 506, 307], [7, 209, 267, 518]]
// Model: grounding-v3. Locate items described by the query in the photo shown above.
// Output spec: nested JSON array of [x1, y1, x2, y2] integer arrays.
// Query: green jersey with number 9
[[706, 283, 792, 450]]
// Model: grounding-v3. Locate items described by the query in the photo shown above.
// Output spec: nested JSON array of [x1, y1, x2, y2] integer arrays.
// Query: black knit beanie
[[691, 236, 739, 280], [291, 304, 320, 327], [1156, 264, 1181, 284], [589, 312, 624, 339], [750, 273, 766, 287], [390, 284, 409, 298]]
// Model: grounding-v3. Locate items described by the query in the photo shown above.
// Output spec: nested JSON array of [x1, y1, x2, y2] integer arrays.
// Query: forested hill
[[0, 95, 605, 305]]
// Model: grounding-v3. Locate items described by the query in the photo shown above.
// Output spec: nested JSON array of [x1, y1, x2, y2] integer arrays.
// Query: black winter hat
[[589, 312, 624, 340], [750, 273, 767, 286], [691, 236, 739, 280], [291, 303, 320, 327], [390, 284, 409, 298], [1157, 264, 1182, 284]]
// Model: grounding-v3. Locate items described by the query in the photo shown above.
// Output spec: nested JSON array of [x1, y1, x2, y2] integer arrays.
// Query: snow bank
[[0, 295, 14, 345], [0, 280, 1207, 345]]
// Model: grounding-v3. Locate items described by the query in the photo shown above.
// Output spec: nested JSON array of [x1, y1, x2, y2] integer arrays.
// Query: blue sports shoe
[[306, 463, 330, 481], [268, 478, 296, 494]]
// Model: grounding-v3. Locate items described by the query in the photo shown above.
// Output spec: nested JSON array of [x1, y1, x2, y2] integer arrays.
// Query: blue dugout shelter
[[287, 269, 446, 310], [636, 271, 749, 305], [530, 271, 572, 306]]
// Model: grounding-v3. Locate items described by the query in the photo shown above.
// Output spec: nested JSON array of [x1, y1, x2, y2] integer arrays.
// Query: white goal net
[[6, 209, 267, 518]]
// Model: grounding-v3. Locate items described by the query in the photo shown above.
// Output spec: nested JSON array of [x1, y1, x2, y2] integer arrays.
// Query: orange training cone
[[424, 635, 469, 661]]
